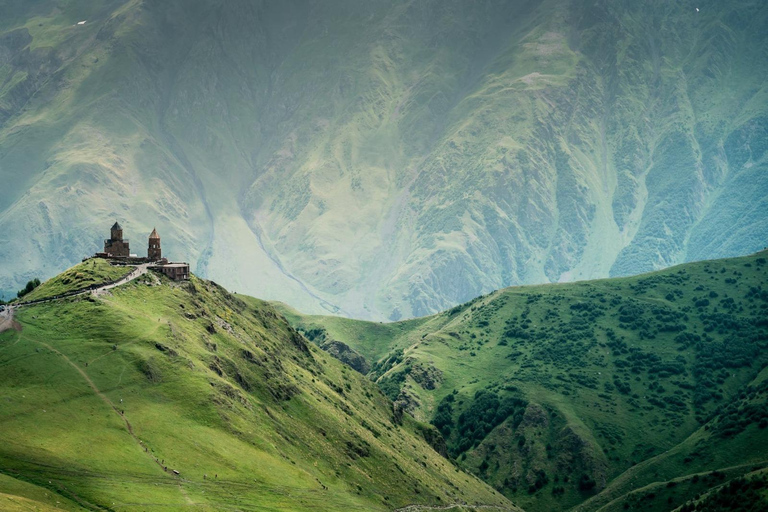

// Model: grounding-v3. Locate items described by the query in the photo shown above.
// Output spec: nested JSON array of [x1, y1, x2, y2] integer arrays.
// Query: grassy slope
[[0, 267, 514, 511], [573, 367, 768, 511], [1, 1, 767, 322], [19, 259, 132, 302], [674, 466, 768, 511], [279, 250, 768, 511], [0, 472, 82, 511], [277, 301, 432, 365]]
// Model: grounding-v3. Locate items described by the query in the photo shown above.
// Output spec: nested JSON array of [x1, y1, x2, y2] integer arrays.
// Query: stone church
[[103, 222, 130, 257], [99, 222, 189, 281]]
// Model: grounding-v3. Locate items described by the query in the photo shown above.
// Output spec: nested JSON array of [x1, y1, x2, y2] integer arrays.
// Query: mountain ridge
[[1, 0, 767, 320], [0, 258, 516, 511], [280, 249, 768, 511]]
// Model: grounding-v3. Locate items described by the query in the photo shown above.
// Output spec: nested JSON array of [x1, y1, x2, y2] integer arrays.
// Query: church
[[98, 222, 189, 280], [103, 222, 130, 258]]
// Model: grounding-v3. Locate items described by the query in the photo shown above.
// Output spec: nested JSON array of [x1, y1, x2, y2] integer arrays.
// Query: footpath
[[0, 306, 17, 333], [0, 263, 151, 333]]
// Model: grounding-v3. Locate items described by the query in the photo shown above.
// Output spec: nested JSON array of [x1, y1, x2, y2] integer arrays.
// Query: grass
[[19, 259, 132, 302], [282, 250, 768, 511], [0, 473, 82, 511], [0, 270, 514, 511]]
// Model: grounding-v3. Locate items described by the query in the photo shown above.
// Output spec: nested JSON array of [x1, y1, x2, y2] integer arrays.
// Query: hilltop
[[1, 0, 767, 319], [0, 261, 515, 511], [280, 250, 768, 511]]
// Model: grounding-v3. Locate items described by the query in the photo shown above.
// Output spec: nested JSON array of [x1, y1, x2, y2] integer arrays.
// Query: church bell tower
[[148, 228, 161, 261]]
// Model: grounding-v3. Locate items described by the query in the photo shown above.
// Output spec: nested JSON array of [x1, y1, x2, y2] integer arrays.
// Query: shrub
[[578, 475, 596, 491], [17, 278, 41, 298]]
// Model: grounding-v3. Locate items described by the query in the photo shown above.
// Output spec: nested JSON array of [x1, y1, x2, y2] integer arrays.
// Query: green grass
[[0, 473, 83, 511], [678, 467, 768, 511], [19, 259, 132, 302], [0, 271, 514, 511], [282, 250, 768, 511]]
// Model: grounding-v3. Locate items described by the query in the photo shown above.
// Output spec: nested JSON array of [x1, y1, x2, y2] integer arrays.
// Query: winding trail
[[1, 268, 192, 505], [2, 263, 171, 472], [9, 263, 151, 311], [34, 339, 171, 475], [394, 504, 515, 512], [90, 263, 151, 297]]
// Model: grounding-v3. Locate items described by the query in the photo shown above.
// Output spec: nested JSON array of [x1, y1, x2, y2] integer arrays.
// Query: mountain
[[0, 260, 514, 511], [279, 250, 768, 511], [1, 0, 767, 319]]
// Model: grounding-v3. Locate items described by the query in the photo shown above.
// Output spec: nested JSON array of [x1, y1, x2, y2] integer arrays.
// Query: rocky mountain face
[[1, 0, 766, 319]]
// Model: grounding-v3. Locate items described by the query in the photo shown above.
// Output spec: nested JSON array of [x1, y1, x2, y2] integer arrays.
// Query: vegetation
[[678, 469, 768, 511], [19, 259, 132, 302], [281, 250, 768, 511], [0, 270, 513, 511], [16, 278, 40, 298]]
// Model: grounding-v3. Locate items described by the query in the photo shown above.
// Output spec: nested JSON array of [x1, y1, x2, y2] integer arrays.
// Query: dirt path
[[394, 504, 515, 512], [11, 263, 152, 310], [1, 263, 151, 334], [91, 263, 151, 297], [0, 306, 20, 334], [0, 308, 12, 332], [34, 338, 175, 478]]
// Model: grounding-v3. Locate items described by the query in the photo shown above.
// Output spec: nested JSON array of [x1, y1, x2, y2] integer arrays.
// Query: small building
[[155, 263, 190, 281], [104, 222, 130, 257], [148, 228, 162, 261]]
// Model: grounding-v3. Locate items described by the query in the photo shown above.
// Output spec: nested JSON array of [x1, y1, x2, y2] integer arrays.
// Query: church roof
[[111, 221, 122, 230], [149, 228, 160, 239]]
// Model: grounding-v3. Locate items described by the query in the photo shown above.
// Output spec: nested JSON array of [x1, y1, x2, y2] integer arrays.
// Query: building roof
[[149, 227, 160, 239], [111, 221, 122, 230]]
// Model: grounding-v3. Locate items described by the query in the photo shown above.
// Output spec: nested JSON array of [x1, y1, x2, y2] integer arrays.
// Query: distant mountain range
[[1, 0, 766, 320]]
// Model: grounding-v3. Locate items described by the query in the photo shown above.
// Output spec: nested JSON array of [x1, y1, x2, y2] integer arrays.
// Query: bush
[[433, 390, 527, 457], [17, 278, 41, 298], [578, 474, 596, 491]]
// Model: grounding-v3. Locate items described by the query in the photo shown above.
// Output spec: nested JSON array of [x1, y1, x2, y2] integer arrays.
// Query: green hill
[[1, 0, 767, 320], [0, 261, 515, 511], [17, 258, 132, 302], [280, 250, 768, 511]]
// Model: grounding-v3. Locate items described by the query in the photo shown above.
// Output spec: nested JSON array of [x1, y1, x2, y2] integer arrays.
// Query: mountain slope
[[1, 0, 767, 319], [280, 250, 768, 511], [0, 262, 514, 511]]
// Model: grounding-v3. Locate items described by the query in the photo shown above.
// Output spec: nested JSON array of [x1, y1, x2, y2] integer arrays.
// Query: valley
[[0, 244, 766, 511], [281, 250, 768, 511]]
